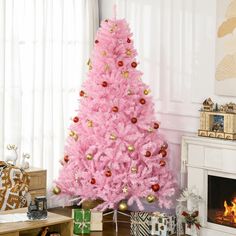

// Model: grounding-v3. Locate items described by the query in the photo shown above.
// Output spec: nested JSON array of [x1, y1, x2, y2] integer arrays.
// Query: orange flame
[[224, 198, 236, 223]]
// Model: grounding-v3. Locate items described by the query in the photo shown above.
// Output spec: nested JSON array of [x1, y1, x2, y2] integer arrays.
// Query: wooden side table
[[25, 167, 47, 200], [0, 208, 73, 236]]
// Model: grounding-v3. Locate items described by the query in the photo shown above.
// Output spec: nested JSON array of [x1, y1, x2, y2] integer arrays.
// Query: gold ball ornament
[[128, 145, 135, 152], [146, 194, 156, 203], [126, 49, 132, 56], [110, 133, 117, 140], [87, 120, 93, 127], [127, 89, 132, 95], [148, 127, 153, 133], [122, 71, 129, 78], [86, 154, 93, 160], [144, 89, 150, 95], [53, 186, 61, 195], [131, 166, 137, 173], [118, 201, 128, 211]]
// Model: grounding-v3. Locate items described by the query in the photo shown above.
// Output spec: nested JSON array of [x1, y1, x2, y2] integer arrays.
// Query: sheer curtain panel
[[0, 0, 99, 186]]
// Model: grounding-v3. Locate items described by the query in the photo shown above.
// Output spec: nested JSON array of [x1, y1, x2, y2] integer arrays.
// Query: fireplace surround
[[181, 135, 236, 236]]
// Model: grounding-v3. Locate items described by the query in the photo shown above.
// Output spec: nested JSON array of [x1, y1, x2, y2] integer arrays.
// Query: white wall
[[98, 0, 236, 182]]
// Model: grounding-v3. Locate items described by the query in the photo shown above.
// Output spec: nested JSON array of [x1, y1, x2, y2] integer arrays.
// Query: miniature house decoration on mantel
[[198, 98, 236, 140]]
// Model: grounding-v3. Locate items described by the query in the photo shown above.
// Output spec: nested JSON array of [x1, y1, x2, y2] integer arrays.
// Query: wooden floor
[[49, 206, 130, 236]]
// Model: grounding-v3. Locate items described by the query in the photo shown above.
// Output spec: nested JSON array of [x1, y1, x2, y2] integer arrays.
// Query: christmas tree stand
[[103, 210, 130, 232]]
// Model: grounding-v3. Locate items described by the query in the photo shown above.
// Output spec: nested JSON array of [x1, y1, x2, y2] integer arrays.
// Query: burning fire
[[224, 197, 236, 223]]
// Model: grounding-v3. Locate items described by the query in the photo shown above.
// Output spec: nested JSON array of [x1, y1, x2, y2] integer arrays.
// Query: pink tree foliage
[[55, 18, 176, 211]]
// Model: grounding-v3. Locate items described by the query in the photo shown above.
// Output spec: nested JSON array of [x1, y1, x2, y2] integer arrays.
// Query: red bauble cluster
[[158, 149, 167, 157], [95, 39, 99, 44], [145, 151, 151, 157], [112, 106, 119, 112], [159, 160, 166, 167], [153, 123, 159, 129], [127, 38, 131, 43], [139, 98, 146, 105], [118, 61, 124, 67], [102, 81, 108, 87], [90, 178, 96, 184], [131, 62, 137, 68], [64, 155, 69, 163], [131, 117, 137, 124], [73, 116, 79, 123], [151, 183, 160, 192], [105, 170, 112, 177], [80, 90, 85, 97]]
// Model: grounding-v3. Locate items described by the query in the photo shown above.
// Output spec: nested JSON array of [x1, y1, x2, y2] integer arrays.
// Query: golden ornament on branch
[[131, 166, 137, 173], [127, 145, 135, 152], [109, 133, 117, 140], [144, 89, 150, 95], [146, 194, 156, 203], [86, 154, 93, 160], [122, 186, 128, 193], [87, 120, 93, 127], [118, 201, 128, 211], [53, 186, 61, 195]]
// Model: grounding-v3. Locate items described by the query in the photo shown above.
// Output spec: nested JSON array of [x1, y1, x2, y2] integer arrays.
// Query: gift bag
[[73, 209, 91, 235], [130, 211, 151, 236], [0, 161, 30, 211]]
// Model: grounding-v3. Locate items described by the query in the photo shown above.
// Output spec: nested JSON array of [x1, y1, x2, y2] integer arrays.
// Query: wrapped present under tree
[[131, 212, 151, 236], [73, 209, 91, 235]]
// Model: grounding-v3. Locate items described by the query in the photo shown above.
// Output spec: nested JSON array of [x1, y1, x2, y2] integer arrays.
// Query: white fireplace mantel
[[181, 135, 236, 236]]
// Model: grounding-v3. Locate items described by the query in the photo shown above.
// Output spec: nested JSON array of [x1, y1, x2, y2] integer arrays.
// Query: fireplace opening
[[208, 175, 236, 228]]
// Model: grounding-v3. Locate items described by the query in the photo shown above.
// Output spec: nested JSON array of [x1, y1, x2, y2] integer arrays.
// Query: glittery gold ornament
[[69, 131, 78, 141], [53, 186, 61, 195], [146, 194, 156, 203], [131, 166, 137, 173], [86, 154, 93, 160], [148, 127, 153, 133], [104, 64, 110, 72], [69, 130, 75, 137], [118, 201, 128, 211], [122, 186, 128, 193], [102, 51, 107, 56], [128, 145, 135, 152], [110, 133, 117, 140], [144, 89, 150, 95], [122, 71, 129, 78], [87, 58, 92, 70], [126, 49, 132, 56], [87, 120, 93, 127]]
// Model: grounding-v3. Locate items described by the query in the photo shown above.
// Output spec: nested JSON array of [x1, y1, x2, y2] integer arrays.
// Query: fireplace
[[208, 175, 236, 228]]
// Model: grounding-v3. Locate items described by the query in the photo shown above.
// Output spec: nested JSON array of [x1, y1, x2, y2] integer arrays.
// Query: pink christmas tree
[[54, 17, 176, 211]]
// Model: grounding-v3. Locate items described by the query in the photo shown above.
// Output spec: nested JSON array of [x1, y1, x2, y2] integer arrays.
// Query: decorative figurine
[[21, 153, 30, 170], [27, 196, 47, 220], [5, 144, 18, 166]]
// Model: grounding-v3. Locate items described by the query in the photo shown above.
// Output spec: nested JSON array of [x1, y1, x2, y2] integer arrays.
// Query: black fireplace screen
[[208, 175, 236, 228]]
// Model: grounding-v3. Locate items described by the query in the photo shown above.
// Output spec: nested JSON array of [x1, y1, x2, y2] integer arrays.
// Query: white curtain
[[0, 0, 99, 187]]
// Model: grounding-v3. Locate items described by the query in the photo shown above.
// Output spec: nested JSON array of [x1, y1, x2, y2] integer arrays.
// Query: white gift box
[[90, 211, 103, 231]]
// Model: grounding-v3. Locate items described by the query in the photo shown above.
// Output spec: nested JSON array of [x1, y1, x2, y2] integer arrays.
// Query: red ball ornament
[[95, 39, 99, 44], [112, 106, 119, 112], [131, 117, 137, 124], [105, 170, 112, 177], [64, 155, 69, 163], [73, 116, 79, 123], [158, 149, 167, 157], [145, 151, 151, 157], [139, 98, 146, 105], [80, 90, 85, 96], [118, 61, 124, 67], [131, 62, 137, 68], [161, 142, 168, 150], [127, 38, 131, 43], [153, 123, 159, 129], [151, 183, 160, 192], [159, 160, 166, 167], [102, 81, 108, 87], [90, 178, 96, 184]]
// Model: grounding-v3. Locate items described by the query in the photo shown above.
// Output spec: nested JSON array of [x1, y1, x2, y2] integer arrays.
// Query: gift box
[[130, 211, 151, 236], [73, 209, 91, 235], [150, 212, 177, 236], [90, 211, 103, 231]]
